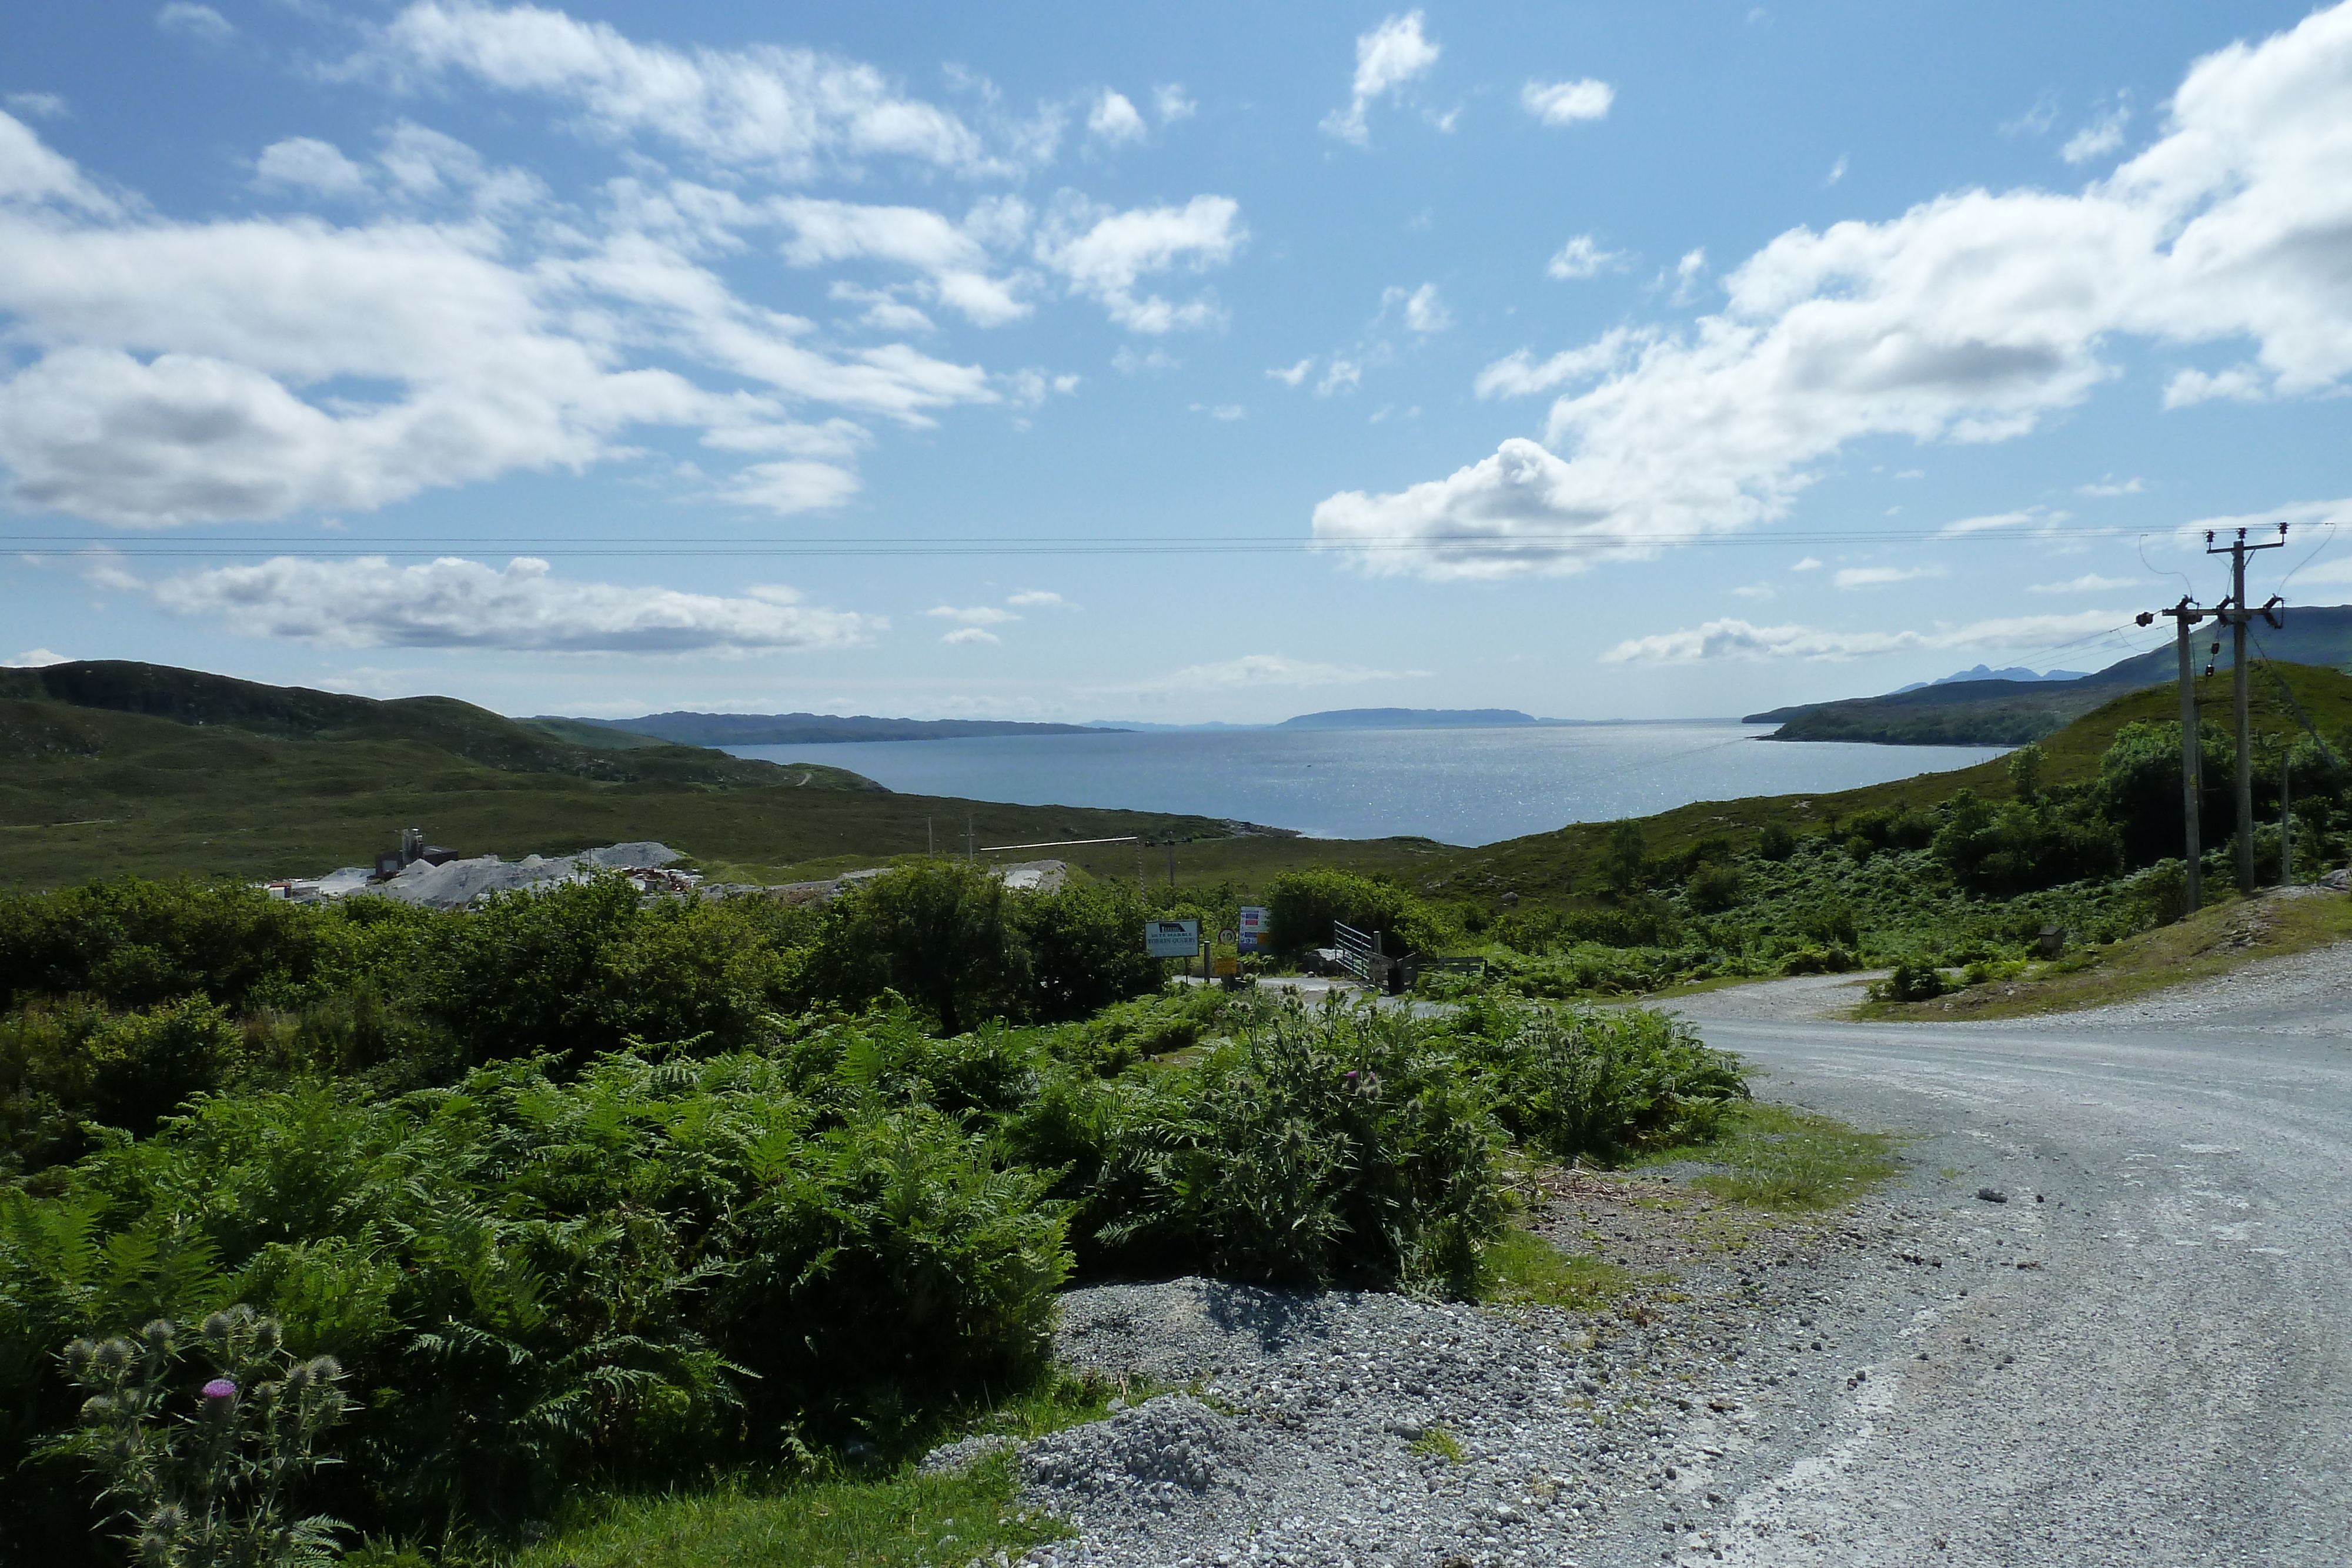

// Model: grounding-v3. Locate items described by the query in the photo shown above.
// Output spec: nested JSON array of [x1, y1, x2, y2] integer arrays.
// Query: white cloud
[[2003, 91, 2061, 138], [2030, 573, 2139, 594], [1730, 582, 1775, 600], [941, 626, 999, 646], [1088, 653, 1429, 699], [771, 196, 1030, 325], [1267, 357, 1314, 387], [139, 554, 880, 654], [1191, 402, 1245, 420], [1940, 509, 2065, 537], [1112, 346, 1180, 376], [1603, 611, 2124, 665], [2163, 365, 2269, 407], [2077, 475, 2147, 496], [1316, 358, 1364, 397], [1323, 11, 1441, 146], [255, 138, 372, 196], [1153, 84, 1196, 123], [1315, 4, 2352, 581], [1034, 191, 1244, 332], [0, 112, 1001, 526], [1546, 234, 1622, 281], [1671, 246, 1706, 302], [2062, 96, 2132, 164], [5, 647, 69, 667], [1475, 328, 1645, 399], [1833, 563, 1944, 589], [1383, 281, 1452, 334], [719, 460, 861, 514], [4, 93, 67, 121], [1005, 589, 1066, 608], [1521, 78, 1613, 126], [1825, 153, 1849, 186], [1087, 90, 1146, 145], [366, 1, 1013, 180], [157, 4, 235, 44], [1790, 556, 1823, 571], [927, 604, 1020, 626]]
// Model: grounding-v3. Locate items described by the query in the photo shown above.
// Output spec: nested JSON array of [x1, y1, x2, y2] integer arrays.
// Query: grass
[[1855, 885, 2352, 1020], [1480, 1226, 1639, 1312], [1663, 1102, 1905, 1212], [1406, 1425, 1466, 1465], [510, 1452, 1064, 1568]]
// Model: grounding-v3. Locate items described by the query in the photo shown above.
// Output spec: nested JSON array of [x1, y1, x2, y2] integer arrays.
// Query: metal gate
[[1332, 921, 1377, 985]]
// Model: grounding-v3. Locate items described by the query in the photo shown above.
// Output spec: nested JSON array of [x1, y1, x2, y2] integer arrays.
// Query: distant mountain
[[549, 711, 1125, 746], [1748, 605, 2352, 744], [1893, 664, 2093, 693], [1276, 708, 1550, 731]]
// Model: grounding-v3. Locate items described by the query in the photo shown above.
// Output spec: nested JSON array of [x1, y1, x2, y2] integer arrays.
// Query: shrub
[[1010, 882, 1161, 1022], [1262, 871, 1450, 959], [807, 862, 1024, 1034], [1756, 823, 1797, 861], [1451, 999, 1746, 1162], [1686, 863, 1745, 914], [1874, 959, 1947, 1004], [1598, 821, 1648, 897], [0, 878, 340, 1014]]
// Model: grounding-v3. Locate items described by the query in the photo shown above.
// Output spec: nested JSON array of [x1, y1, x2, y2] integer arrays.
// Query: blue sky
[[4, 1, 2350, 723]]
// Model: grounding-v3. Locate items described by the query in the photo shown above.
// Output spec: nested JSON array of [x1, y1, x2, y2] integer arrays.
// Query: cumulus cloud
[[136, 555, 880, 654], [364, 1, 1014, 180], [5, 648, 69, 667], [770, 196, 1030, 325], [0, 111, 1004, 526], [2062, 96, 2132, 164], [927, 604, 1020, 626], [1791, 556, 1823, 571], [1034, 192, 1244, 332], [255, 137, 372, 195], [156, 4, 235, 44], [1323, 12, 1440, 145], [1603, 611, 2124, 665], [1005, 589, 1067, 608], [2077, 475, 2147, 496], [1087, 90, 1146, 144], [4, 93, 66, 121], [2030, 573, 2139, 594], [1546, 234, 1622, 281], [1384, 282, 1452, 334], [1833, 563, 1944, 589], [1267, 357, 1314, 387], [1521, 78, 1613, 125], [1153, 84, 1196, 123], [941, 626, 998, 646], [1316, 4, 2352, 580], [1473, 328, 1646, 399]]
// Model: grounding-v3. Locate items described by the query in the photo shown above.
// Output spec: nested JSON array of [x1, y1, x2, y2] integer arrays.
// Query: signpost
[[1144, 919, 1200, 959], [1236, 907, 1268, 952]]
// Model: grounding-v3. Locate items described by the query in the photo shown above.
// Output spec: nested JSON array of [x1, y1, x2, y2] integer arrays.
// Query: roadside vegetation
[[0, 865, 1755, 1566]]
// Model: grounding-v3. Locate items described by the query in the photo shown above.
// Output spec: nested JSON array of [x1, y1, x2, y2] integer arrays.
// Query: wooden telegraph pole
[[2204, 524, 2288, 892]]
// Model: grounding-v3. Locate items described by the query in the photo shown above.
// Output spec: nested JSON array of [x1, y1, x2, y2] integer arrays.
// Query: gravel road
[[939, 946, 2352, 1567]]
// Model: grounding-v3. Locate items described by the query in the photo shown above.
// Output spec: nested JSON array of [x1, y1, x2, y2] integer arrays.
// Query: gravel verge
[[925, 1172, 1953, 1568]]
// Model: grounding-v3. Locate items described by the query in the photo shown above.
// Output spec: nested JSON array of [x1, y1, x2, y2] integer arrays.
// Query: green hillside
[[0, 663, 1288, 891], [1749, 603, 2352, 745], [1418, 660, 2352, 909]]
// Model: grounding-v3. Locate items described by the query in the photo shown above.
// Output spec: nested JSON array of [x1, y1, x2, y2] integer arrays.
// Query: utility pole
[[2206, 524, 2288, 892], [2282, 745, 2294, 886], [2140, 597, 2214, 914]]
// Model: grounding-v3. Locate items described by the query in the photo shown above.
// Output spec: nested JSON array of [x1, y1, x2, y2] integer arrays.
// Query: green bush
[[1448, 997, 1746, 1161], [1686, 863, 1745, 914], [1262, 870, 1451, 959], [0, 877, 342, 1014], [1874, 959, 1947, 1003]]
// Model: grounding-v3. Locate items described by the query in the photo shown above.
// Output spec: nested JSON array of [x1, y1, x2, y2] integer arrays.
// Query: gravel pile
[[927, 1245, 1895, 1568], [375, 840, 684, 910]]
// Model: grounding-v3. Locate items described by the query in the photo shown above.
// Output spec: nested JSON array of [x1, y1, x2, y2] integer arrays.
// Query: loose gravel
[[924, 1176, 1933, 1568]]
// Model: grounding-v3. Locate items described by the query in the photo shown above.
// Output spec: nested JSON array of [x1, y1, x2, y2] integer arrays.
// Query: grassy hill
[[1416, 660, 2352, 909], [1748, 604, 2352, 745], [0, 663, 1275, 891]]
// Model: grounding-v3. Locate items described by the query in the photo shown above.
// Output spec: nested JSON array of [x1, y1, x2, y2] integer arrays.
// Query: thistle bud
[[201, 1311, 233, 1342], [92, 1339, 132, 1372], [64, 1339, 96, 1373], [138, 1532, 172, 1567], [139, 1319, 175, 1349], [252, 1318, 281, 1355]]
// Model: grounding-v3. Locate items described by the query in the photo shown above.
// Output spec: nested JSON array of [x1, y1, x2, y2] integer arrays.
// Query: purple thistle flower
[[201, 1378, 237, 1401]]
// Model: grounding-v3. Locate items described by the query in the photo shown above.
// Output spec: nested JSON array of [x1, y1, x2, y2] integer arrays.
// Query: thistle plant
[[54, 1306, 350, 1567]]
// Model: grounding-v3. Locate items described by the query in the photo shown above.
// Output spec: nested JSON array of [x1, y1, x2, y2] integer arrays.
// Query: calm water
[[730, 723, 2009, 848]]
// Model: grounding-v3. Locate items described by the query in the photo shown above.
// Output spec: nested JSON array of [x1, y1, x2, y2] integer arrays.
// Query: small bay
[[729, 723, 2009, 848]]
